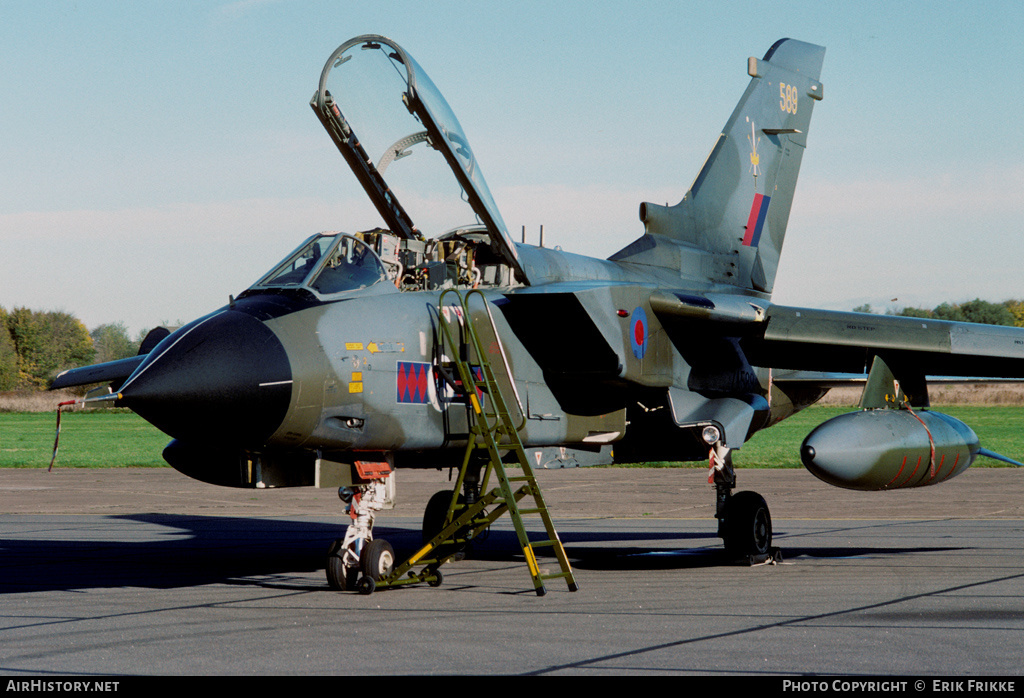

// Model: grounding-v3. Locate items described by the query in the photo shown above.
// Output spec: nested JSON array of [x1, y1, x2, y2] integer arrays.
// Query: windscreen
[[256, 234, 386, 294]]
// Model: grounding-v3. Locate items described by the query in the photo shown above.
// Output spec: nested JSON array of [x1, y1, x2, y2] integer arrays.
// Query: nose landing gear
[[325, 461, 395, 593]]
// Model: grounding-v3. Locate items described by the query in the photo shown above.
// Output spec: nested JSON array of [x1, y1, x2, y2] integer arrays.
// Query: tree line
[[0, 306, 143, 391], [3, 298, 1024, 391], [852, 298, 1024, 327]]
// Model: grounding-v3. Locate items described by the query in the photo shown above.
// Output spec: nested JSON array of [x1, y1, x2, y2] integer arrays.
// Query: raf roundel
[[630, 306, 648, 359]]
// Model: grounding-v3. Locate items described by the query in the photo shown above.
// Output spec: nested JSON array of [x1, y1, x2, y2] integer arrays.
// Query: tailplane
[[611, 38, 825, 296]]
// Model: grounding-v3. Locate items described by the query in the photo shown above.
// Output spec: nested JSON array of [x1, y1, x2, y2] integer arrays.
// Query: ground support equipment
[[366, 288, 578, 595]]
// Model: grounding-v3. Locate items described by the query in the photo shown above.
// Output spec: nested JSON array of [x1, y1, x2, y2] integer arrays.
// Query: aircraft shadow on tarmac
[[0, 514, 963, 593]]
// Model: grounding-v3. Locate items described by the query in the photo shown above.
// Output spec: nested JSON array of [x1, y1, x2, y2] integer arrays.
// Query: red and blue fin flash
[[743, 193, 771, 247]]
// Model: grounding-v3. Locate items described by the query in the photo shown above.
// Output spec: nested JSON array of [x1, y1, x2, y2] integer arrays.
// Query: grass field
[[2, 405, 1022, 469], [0, 410, 169, 468]]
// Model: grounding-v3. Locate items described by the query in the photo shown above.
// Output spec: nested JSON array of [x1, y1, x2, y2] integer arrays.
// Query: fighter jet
[[52, 35, 1024, 590]]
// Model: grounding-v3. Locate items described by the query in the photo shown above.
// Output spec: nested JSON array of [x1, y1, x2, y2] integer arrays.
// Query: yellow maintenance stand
[[365, 289, 578, 595]]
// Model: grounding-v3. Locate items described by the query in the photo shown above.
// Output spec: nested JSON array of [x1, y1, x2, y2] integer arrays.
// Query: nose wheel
[[354, 538, 395, 595], [327, 535, 397, 593], [326, 538, 360, 591]]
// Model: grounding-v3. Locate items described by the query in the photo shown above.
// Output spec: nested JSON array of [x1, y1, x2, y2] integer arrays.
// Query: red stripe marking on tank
[[940, 453, 961, 482], [886, 455, 908, 489], [901, 454, 923, 488]]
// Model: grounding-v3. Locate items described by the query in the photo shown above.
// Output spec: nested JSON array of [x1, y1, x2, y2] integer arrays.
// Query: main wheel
[[326, 539, 358, 591], [722, 491, 772, 557], [359, 538, 395, 581], [422, 490, 464, 543]]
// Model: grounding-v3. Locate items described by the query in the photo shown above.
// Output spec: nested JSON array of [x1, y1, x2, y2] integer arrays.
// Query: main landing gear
[[421, 459, 484, 553], [708, 437, 780, 564]]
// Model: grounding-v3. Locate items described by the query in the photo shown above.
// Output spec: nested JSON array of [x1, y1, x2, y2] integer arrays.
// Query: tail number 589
[[779, 83, 798, 114]]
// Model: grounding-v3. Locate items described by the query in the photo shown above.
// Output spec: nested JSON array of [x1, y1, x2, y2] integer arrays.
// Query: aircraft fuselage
[[125, 244, 777, 486]]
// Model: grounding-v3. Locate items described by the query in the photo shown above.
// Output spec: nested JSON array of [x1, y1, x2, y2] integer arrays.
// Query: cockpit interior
[[250, 226, 519, 298]]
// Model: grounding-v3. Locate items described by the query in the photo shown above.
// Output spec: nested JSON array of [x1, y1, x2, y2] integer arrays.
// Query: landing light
[[702, 425, 721, 445]]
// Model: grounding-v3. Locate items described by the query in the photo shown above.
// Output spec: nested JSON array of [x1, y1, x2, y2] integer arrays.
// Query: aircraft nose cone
[[117, 310, 292, 446]]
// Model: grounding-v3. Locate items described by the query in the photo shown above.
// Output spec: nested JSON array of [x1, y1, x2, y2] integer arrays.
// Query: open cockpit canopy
[[310, 34, 526, 284]]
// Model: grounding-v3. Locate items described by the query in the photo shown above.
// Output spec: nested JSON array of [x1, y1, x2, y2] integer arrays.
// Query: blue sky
[[2, 1, 1022, 334]]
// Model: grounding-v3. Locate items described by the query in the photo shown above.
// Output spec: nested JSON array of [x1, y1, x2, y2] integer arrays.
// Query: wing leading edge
[[648, 299, 1024, 407], [747, 305, 1024, 378]]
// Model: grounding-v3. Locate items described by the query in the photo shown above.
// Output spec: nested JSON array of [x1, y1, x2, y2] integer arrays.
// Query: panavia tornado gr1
[[52, 35, 1023, 592]]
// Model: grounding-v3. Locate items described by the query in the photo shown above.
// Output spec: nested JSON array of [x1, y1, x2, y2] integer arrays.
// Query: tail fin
[[611, 38, 825, 296]]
